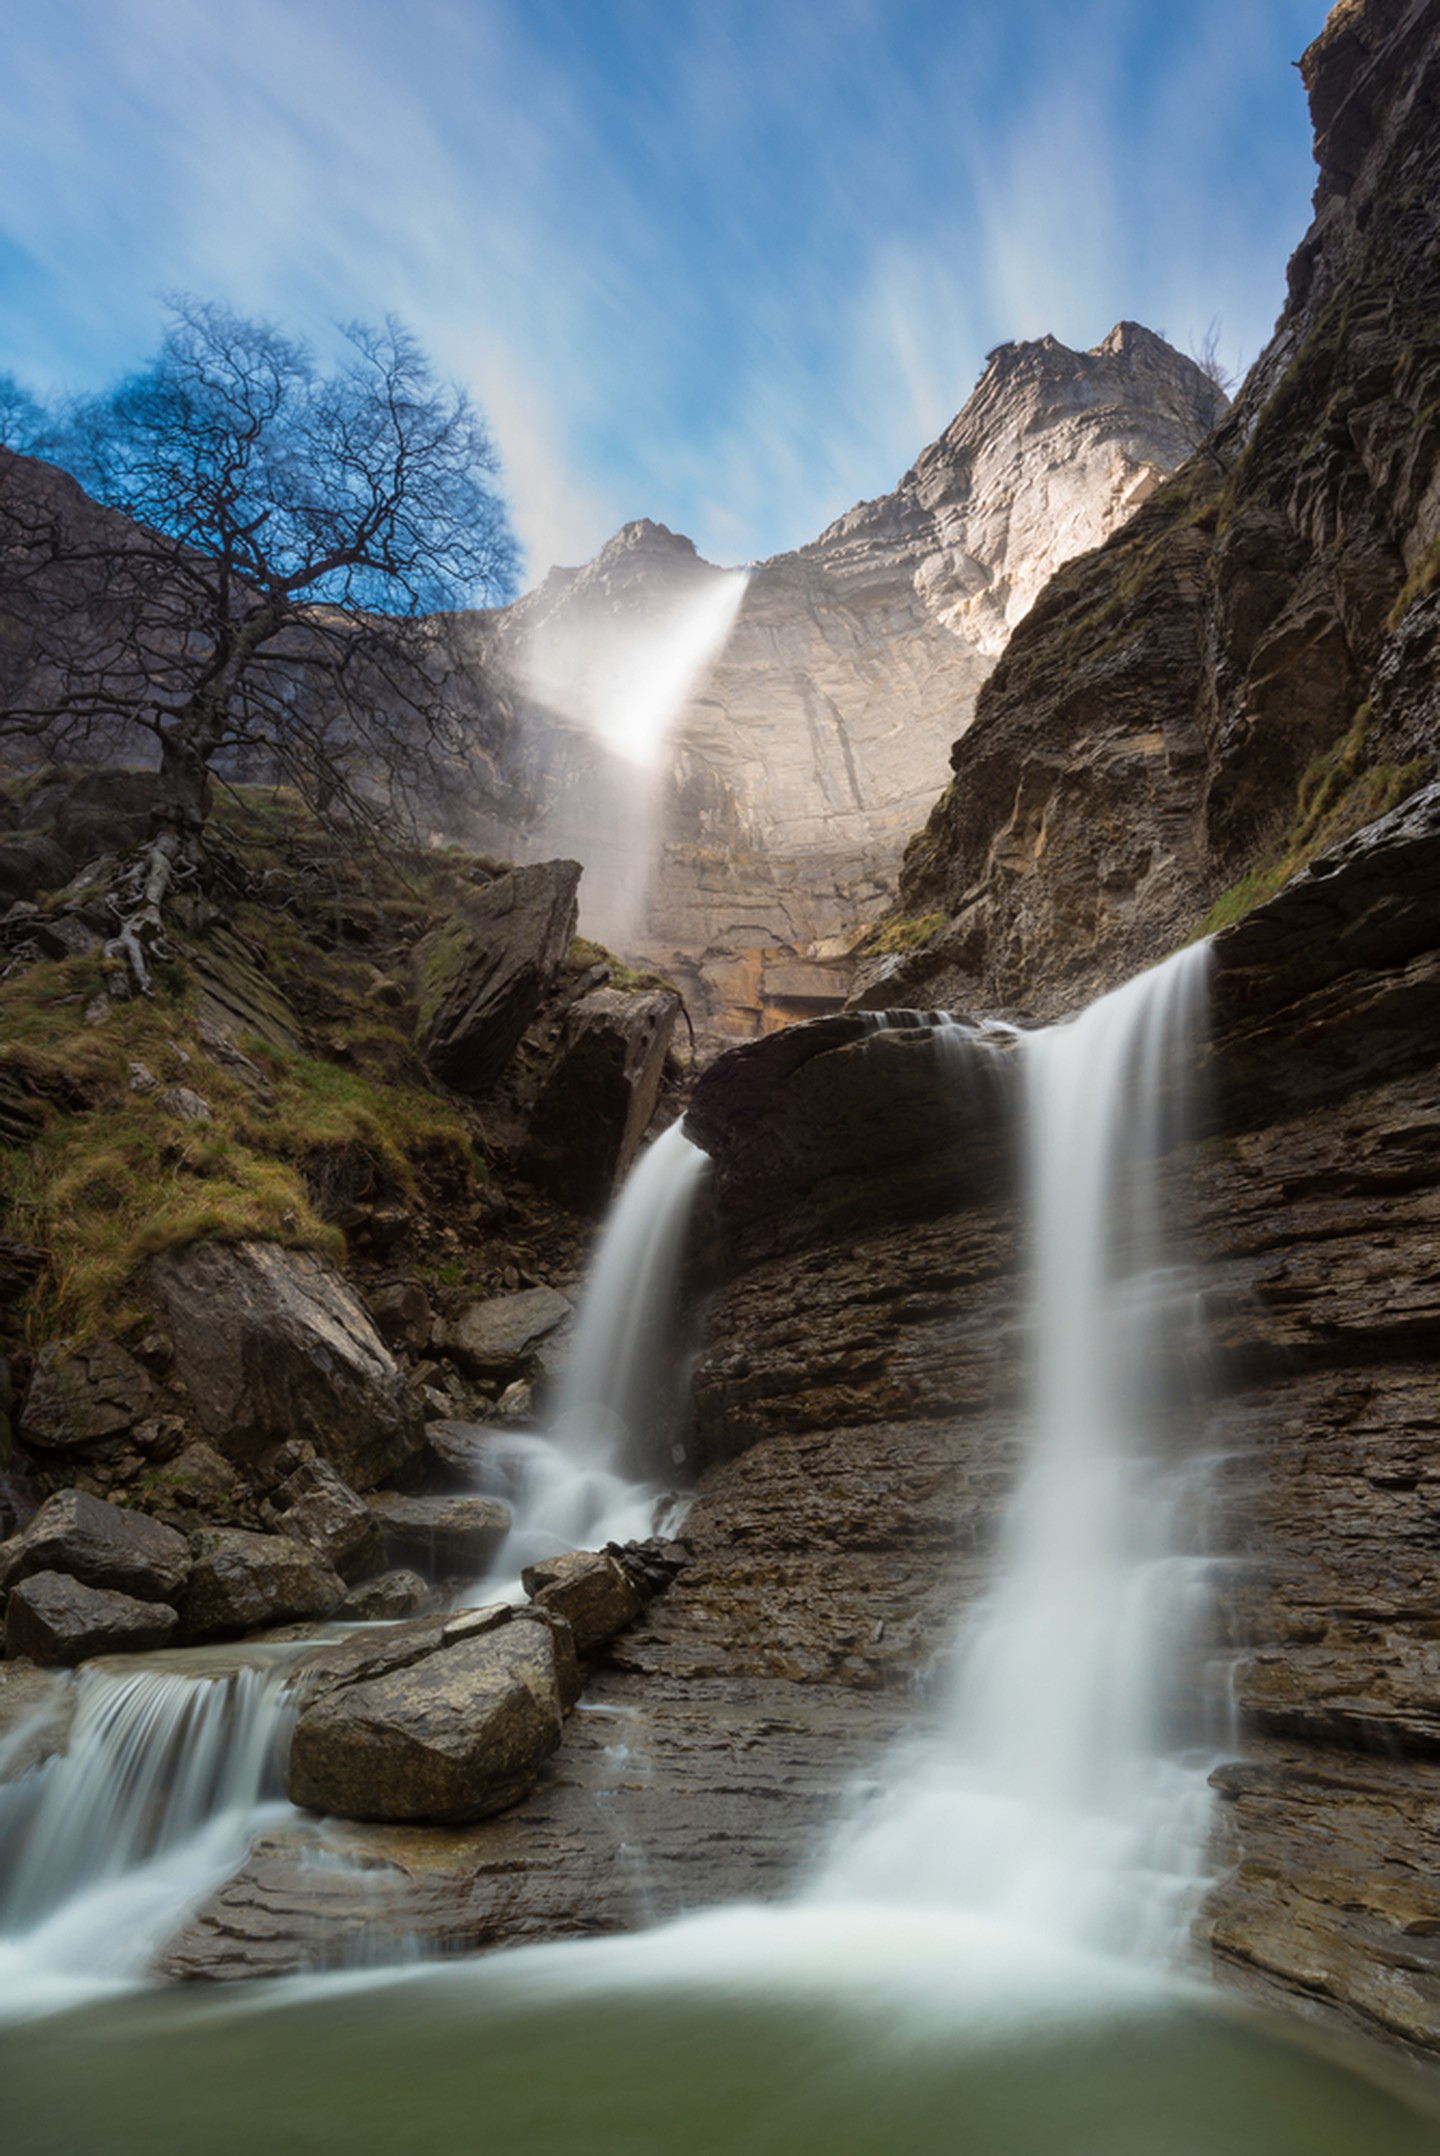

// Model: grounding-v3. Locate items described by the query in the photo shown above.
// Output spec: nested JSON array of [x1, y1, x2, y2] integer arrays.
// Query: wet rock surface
[[287, 1608, 569, 1824], [180, 1529, 346, 1641]]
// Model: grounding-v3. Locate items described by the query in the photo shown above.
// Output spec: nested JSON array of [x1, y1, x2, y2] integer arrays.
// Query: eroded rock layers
[[878, 0, 1440, 1024]]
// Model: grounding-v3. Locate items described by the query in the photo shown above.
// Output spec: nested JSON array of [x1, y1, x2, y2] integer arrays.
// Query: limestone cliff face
[[469, 331, 1221, 1038], [876, 0, 1440, 1023], [680, 782, 1440, 2060], [654, 0, 1440, 2064]]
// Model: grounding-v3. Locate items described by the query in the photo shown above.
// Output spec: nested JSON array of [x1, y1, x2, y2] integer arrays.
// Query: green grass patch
[[855, 912, 946, 958], [1199, 707, 1430, 936], [1388, 536, 1440, 630]]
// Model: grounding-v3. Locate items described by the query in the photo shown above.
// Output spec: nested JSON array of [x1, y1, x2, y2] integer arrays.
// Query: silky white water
[[516, 568, 749, 947], [0, 1648, 303, 2010], [470, 1119, 710, 1596], [820, 943, 1216, 1960]]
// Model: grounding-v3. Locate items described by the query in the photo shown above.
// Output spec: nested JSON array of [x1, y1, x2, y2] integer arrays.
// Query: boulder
[[5, 1571, 177, 1664], [0, 1490, 190, 1604], [19, 1341, 158, 1453], [366, 1492, 511, 1574], [519, 988, 681, 1210], [521, 1549, 645, 1656], [437, 1286, 572, 1375], [50, 769, 164, 861], [287, 1611, 568, 1823], [335, 1569, 433, 1622], [146, 1239, 423, 1488], [142, 1442, 245, 1515], [366, 1279, 434, 1355], [422, 1417, 494, 1487], [181, 1528, 346, 1641], [266, 1460, 381, 1583], [414, 858, 581, 1094]]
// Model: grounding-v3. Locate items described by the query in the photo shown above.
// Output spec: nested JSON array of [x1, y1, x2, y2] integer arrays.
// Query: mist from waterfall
[[516, 569, 749, 949], [819, 942, 1217, 1961]]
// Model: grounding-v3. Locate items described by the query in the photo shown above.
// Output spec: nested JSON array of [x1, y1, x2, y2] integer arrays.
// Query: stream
[[2, 951, 1437, 2151]]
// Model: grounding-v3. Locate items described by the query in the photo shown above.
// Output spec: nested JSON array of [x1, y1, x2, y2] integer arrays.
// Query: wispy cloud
[[0, 0, 1327, 579]]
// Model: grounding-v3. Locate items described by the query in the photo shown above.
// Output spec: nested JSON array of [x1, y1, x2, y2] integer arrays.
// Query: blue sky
[[1, 0, 1326, 586]]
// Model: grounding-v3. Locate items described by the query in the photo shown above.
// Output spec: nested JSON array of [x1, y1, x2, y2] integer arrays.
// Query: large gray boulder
[[5, 1571, 177, 1664], [287, 1608, 569, 1823], [0, 1490, 190, 1604], [181, 1528, 345, 1641], [147, 1240, 422, 1487], [519, 987, 680, 1210], [436, 1287, 572, 1375], [414, 859, 581, 1094], [19, 1342, 158, 1453]]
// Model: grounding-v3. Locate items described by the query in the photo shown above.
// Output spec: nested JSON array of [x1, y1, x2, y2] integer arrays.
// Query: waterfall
[[469, 1119, 710, 1588], [0, 1650, 301, 2001], [820, 942, 1215, 1959]]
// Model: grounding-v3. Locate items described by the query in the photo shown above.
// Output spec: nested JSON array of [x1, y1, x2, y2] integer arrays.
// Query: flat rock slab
[[288, 1614, 567, 1824], [439, 1288, 573, 1375], [5, 1571, 177, 1664], [0, 1489, 190, 1604], [181, 1529, 345, 1641], [367, 1492, 511, 1574]]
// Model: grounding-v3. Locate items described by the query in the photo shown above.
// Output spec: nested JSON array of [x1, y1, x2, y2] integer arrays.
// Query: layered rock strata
[[877, 0, 1440, 1023], [468, 331, 1221, 1041]]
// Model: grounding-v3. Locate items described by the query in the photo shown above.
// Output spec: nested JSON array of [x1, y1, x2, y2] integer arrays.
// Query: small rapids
[[0, 1647, 304, 2010]]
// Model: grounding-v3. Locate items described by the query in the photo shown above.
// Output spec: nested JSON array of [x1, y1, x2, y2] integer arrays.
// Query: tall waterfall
[[821, 942, 1215, 1958]]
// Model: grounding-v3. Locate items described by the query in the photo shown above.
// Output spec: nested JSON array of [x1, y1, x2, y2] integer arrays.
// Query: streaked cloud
[[0, 0, 1327, 580]]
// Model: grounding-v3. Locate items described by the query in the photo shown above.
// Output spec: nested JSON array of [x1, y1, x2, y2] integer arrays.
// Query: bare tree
[[0, 300, 518, 984]]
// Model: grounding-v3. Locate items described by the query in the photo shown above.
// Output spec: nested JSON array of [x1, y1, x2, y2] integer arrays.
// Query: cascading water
[[0, 1648, 302, 2007], [819, 942, 1217, 1959], [468, 1119, 710, 1593], [3, 944, 1438, 2152]]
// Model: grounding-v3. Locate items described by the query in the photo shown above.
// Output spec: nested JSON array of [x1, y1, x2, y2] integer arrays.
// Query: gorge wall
[[470, 326, 1222, 1041], [875, 0, 1440, 1022], [658, 0, 1440, 2063]]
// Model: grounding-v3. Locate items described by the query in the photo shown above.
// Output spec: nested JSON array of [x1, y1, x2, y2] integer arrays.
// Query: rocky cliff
[[871, 0, 1440, 1022], [471, 328, 1222, 1040]]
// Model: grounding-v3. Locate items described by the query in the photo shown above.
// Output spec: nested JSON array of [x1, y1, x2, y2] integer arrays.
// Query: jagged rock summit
[[468, 325, 1223, 1040]]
